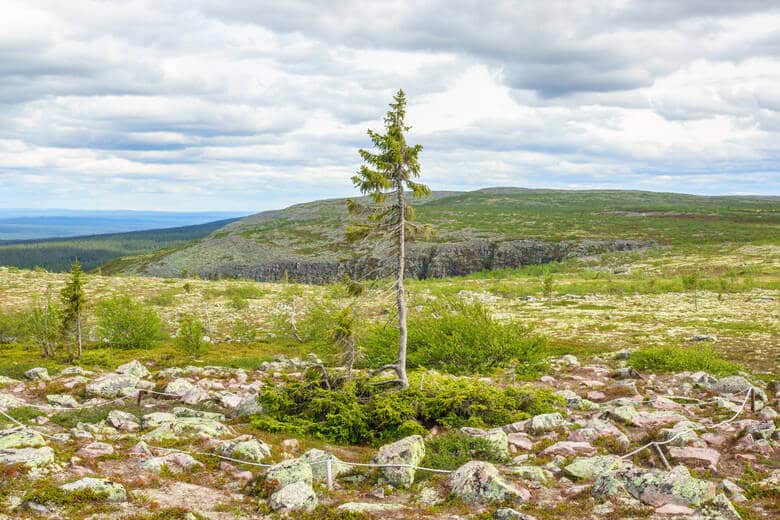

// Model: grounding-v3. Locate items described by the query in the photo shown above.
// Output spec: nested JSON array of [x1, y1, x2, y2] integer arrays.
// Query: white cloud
[[0, 0, 778, 211]]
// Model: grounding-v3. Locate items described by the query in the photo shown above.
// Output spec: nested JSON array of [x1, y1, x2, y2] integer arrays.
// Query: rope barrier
[[1, 381, 760, 483]]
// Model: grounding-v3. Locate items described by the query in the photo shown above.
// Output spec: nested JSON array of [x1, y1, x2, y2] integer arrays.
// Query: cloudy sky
[[2, 0, 779, 211]]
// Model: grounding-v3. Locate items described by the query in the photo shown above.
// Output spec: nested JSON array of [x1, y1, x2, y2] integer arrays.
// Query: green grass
[[628, 345, 741, 375]]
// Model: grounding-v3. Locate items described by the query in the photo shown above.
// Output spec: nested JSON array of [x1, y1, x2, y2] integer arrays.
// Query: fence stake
[[137, 390, 144, 407], [325, 458, 334, 490], [749, 387, 755, 413], [653, 443, 671, 471]]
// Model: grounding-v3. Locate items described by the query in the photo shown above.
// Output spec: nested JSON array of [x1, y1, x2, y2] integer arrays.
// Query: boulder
[[164, 378, 194, 396], [0, 376, 20, 386], [141, 412, 176, 429], [59, 477, 127, 502], [46, 394, 78, 408], [142, 417, 230, 442], [107, 410, 140, 432], [0, 428, 46, 449], [495, 509, 538, 520], [695, 493, 741, 520], [526, 413, 565, 434], [85, 374, 139, 398], [0, 447, 55, 469], [181, 386, 210, 405], [539, 441, 596, 458], [265, 458, 313, 489], [604, 405, 639, 425], [115, 360, 150, 379], [450, 461, 526, 504], [172, 407, 225, 421], [24, 367, 50, 381], [76, 442, 115, 459], [216, 435, 271, 463], [460, 427, 510, 458], [142, 452, 202, 474], [0, 393, 24, 410], [507, 465, 552, 484], [564, 455, 623, 480], [234, 393, 264, 417], [269, 481, 317, 512], [300, 448, 351, 481], [667, 447, 720, 471], [615, 465, 716, 507], [712, 376, 751, 395], [372, 435, 425, 488]]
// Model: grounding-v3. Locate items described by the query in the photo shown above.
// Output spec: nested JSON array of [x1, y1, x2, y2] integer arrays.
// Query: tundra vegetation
[[0, 97, 777, 518]]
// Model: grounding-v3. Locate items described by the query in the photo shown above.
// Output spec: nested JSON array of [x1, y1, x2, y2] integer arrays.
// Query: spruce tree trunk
[[396, 184, 409, 390], [76, 311, 82, 360]]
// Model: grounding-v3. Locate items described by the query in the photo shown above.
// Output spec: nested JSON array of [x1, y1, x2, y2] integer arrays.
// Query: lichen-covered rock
[[24, 367, 50, 381], [460, 427, 510, 458], [449, 461, 526, 504], [164, 378, 195, 396], [46, 394, 78, 408], [564, 455, 623, 480], [0, 428, 46, 449], [107, 410, 140, 432], [265, 458, 313, 489], [695, 493, 741, 520], [142, 417, 230, 442], [0, 447, 55, 469], [300, 448, 351, 481], [507, 465, 552, 484], [180, 386, 210, 405], [59, 477, 127, 502], [172, 407, 225, 422], [0, 376, 20, 386], [667, 446, 720, 471], [495, 508, 538, 520], [526, 413, 565, 434], [216, 435, 271, 463], [372, 435, 425, 488], [142, 452, 202, 474], [234, 393, 263, 417], [269, 481, 317, 512], [0, 393, 23, 410], [76, 442, 115, 459], [85, 373, 139, 398], [141, 412, 176, 429], [539, 441, 596, 458], [712, 376, 751, 395], [604, 405, 639, 425], [616, 465, 716, 507], [115, 360, 150, 379]]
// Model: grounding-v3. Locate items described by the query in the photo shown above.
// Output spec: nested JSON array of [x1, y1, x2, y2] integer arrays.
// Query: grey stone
[[449, 461, 525, 504], [115, 360, 150, 379], [265, 458, 313, 488], [526, 413, 565, 434], [268, 481, 317, 512], [0, 447, 55, 469], [460, 427, 509, 458], [24, 367, 50, 381], [373, 435, 425, 488], [85, 373, 139, 398], [59, 478, 127, 502], [300, 448, 350, 481]]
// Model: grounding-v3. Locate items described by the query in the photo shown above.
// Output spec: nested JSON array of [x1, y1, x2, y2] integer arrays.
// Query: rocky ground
[[1, 354, 777, 519]]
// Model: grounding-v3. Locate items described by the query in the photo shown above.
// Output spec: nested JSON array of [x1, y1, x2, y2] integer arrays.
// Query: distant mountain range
[[0, 209, 249, 241]]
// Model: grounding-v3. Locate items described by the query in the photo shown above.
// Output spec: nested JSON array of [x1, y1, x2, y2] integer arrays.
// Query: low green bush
[[629, 345, 740, 376], [0, 310, 30, 344], [362, 298, 547, 376], [176, 315, 207, 357], [251, 373, 562, 445], [95, 295, 165, 349], [422, 431, 506, 470]]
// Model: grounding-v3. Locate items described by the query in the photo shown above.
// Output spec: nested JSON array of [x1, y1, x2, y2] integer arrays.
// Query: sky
[[1, 0, 779, 212]]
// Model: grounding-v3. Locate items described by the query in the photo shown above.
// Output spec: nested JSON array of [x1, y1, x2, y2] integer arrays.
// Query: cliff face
[[189, 239, 654, 283]]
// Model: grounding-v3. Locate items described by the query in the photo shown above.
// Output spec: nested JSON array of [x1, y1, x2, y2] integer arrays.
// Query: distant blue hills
[[0, 209, 249, 241]]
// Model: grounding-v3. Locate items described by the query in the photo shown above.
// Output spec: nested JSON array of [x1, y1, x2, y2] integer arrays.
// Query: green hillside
[[104, 189, 780, 280]]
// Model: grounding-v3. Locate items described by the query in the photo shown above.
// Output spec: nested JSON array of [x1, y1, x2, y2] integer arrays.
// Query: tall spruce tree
[[348, 89, 430, 390], [61, 259, 86, 360]]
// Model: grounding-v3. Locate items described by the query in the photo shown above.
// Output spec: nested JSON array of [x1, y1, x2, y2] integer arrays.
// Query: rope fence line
[[1, 383, 760, 488]]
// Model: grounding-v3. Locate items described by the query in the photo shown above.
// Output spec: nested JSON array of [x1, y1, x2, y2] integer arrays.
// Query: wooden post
[[325, 458, 334, 490], [653, 443, 671, 471], [749, 387, 755, 413], [137, 389, 144, 407]]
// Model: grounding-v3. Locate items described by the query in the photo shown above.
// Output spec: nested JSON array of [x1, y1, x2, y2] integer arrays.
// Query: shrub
[[252, 373, 562, 445], [422, 431, 506, 470], [176, 315, 207, 357], [0, 310, 30, 344], [362, 298, 547, 376], [95, 295, 165, 349], [629, 345, 740, 376]]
